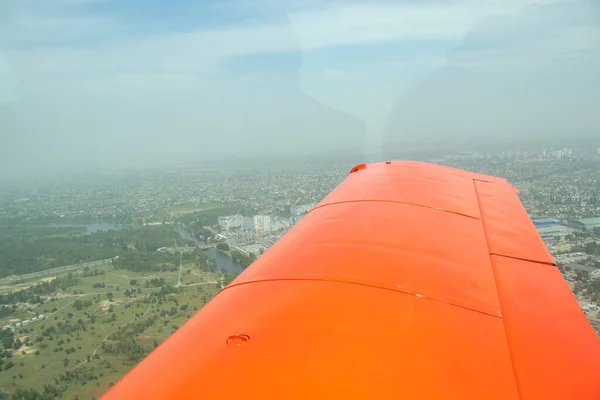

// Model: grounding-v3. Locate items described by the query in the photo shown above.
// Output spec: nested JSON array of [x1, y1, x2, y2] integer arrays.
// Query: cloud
[[2, 0, 573, 56], [383, 0, 600, 150], [0, 0, 597, 172], [0, 0, 114, 49], [3, 0, 576, 89]]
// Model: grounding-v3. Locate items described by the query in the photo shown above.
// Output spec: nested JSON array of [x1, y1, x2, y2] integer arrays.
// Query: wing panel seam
[[474, 179, 523, 400], [219, 277, 500, 318], [490, 253, 556, 267], [309, 199, 480, 219]]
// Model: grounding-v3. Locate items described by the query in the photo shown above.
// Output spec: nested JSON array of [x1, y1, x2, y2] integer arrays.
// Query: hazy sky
[[1, 0, 599, 172]]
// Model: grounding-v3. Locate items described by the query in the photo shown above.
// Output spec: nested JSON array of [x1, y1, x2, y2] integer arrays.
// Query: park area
[[0, 262, 223, 399]]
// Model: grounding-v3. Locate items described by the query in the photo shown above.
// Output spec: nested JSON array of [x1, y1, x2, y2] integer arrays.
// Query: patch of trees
[[82, 267, 105, 277], [113, 248, 210, 273], [3, 362, 110, 398], [59, 363, 103, 386], [73, 299, 92, 310], [0, 329, 15, 349], [113, 252, 175, 272], [175, 206, 247, 226], [223, 273, 238, 287], [0, 225, 119, 278], [216, 243, 229, 251], [0, 273, 78, 306], [145, 278, 166, 288], [584, 241, 599, 256], [0, 305, 16, 318], [583, 278, 600, 302], [60, 320, 85, 334], [230, 250, 257, 268], [2, 360, 15, 371], [102, 337, 150, 363], [0, 383, 66, 400], [0, 223, 194, 277], [148, 285, 178, 303], [160, 285, 178, 296]]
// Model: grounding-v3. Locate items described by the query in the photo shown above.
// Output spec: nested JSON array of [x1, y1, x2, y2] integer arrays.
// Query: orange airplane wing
[[101, 161, 600, 400]]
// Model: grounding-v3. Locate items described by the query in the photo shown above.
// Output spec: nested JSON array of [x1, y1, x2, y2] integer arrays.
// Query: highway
[[0, 258, 116, 284]]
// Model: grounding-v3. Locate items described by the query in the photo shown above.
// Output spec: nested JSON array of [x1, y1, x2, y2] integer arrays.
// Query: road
[[0, 258, 116, 284]]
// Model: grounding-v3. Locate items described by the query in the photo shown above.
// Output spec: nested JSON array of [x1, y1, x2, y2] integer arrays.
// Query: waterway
[[49, 222, 243, 274], [203, 248, 243, 274], [173, 226, 243, 273]]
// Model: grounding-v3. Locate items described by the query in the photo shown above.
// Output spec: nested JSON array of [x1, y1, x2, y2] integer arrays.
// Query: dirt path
[[179, 281, 218, 287], [70, 306, 153, 371]]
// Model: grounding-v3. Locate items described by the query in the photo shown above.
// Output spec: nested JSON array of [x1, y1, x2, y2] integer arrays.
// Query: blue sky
[[0, 0, 599, 171]]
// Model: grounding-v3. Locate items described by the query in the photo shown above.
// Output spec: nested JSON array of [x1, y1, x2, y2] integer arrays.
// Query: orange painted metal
[[491, 255, 600, 399], [101, 161, 600, 400]]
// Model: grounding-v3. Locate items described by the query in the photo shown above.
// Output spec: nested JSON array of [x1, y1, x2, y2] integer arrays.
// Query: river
[[203, 248, 243, 274], [49, 223, 243, 274], [170, 227, 244, 274]]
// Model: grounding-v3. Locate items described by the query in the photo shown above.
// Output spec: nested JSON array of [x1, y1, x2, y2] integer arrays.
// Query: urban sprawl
[[1, 143, 600, 398]]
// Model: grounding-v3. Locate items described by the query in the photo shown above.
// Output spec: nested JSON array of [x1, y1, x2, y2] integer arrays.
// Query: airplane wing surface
[[101, 161, 600, 400]]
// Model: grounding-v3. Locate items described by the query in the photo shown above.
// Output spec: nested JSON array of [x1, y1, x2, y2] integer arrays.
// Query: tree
[[73, 299, 91, 310], [63, 358, 69, 367], [130, 279, 137, 286], [107, 292, 114, 301], [223, 273, 237, 287], [216, 243, 230, 252], [0, 329, 14, 348], [584, 241, 597, 255]]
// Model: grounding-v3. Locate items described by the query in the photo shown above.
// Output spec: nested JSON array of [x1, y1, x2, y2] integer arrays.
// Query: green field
[[169, 203, 221, 215], [0, 264, 222, 399]]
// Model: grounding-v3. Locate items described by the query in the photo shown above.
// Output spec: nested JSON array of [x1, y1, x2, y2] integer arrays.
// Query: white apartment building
[[218, 214, 243, 230]]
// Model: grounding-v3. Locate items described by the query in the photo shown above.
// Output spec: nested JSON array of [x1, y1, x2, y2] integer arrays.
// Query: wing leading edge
[[101, 161, 600, 400]]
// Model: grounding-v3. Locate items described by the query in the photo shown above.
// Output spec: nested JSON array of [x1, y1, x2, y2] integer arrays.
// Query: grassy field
[[169, 203, 221, 215], [0, 264, 222, 399]]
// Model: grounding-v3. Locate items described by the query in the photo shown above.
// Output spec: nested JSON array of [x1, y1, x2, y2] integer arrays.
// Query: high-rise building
[[218, 214, 243, 230], [253, 215, 271, 233], [243, 216, 255, 230]]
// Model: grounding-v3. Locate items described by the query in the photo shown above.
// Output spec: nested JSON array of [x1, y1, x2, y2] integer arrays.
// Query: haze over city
[[2, 1, 600, 398], [1, 0, 599, 175]]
